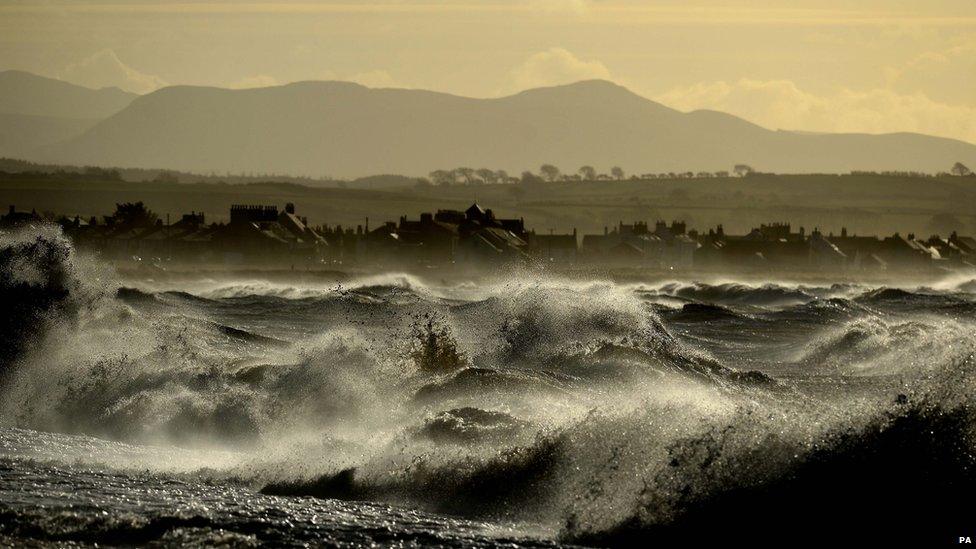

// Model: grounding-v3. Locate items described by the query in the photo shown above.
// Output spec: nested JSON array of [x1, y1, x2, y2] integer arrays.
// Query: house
[[694, 222, 807, 270], [950, 232, 976, 255], [664, 234, 699, 269], [396, 212, 459, 264], [809, 230, 847, 268], [209, 203, 328, 264], [1, 205, 42, 228], [527, 229, 578, 262], [455, 203, 530, 264]]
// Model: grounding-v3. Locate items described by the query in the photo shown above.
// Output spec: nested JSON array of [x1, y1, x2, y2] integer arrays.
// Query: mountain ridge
[[0, 70, 136, 119], [3, 72, 972, 177]]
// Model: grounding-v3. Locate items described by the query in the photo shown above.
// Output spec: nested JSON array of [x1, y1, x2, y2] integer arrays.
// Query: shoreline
[[109, 260, 976, 289]]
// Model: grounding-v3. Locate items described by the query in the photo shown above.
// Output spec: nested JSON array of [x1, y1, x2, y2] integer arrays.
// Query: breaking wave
[[1, 225, 975, 544]]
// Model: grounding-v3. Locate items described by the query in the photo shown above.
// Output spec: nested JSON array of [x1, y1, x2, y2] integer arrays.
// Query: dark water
[[1, 226, 974, 546]]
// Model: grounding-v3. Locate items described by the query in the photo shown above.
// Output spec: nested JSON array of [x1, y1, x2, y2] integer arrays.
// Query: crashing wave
[[0, 225, 110, 380]]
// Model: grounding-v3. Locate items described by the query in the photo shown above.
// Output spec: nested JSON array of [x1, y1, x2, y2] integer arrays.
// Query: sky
[[1, 0, 974, 143]]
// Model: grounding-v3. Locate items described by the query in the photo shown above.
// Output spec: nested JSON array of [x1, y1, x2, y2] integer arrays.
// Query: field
[[2, 173, 975, 238]]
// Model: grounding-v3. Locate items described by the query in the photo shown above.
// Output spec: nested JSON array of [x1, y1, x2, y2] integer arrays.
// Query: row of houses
[[695, 222, 976, 272], [3, 203, 975, 273]]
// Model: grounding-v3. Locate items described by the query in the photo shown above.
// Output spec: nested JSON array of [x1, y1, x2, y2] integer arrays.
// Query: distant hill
[[0, 113, 98, 159], [0, 70, 136, 119], [0, 71, 137, 158], [0, 157, 420, 191], [4, 75, 973, 177]]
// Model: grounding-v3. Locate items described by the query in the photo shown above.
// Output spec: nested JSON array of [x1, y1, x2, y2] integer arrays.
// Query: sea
[[1, 225, 974, 547]]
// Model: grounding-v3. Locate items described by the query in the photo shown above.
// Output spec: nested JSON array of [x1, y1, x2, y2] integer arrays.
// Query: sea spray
[[2, 245, 976, 544]]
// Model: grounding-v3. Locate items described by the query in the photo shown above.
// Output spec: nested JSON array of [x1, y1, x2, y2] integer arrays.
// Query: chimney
[[285, 203, 295, 214]]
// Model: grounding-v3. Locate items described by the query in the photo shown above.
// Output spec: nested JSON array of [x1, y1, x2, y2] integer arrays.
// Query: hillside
[[0, 71, 137, 158], [0, 70, 136, 119], [5, 77, 973, 177], [0, 113, 98, 159]]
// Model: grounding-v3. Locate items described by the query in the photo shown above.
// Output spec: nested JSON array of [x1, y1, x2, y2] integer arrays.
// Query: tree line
[[423, 161, 974, 187], [425, 164, 756, 186]]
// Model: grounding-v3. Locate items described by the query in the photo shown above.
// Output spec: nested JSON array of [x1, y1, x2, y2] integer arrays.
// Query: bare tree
[[429, 169, 455, 186], [453, 167, 476, 185], [476, 168, 496, 184], [951, 162, 973, 177], [520, 170, 544, 185], [733, 164, 754, 177], [578, 165, 597, 181], [611, 166, 625, 180], [540, 164, 562, 182]]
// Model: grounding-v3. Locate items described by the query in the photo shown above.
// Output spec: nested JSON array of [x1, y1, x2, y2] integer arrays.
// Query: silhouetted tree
[[475, 168, 498, 185], [951, 162, 973, 177], [540, 164, 561, 182], [611, 166, 625, 180], [112, 202, 158, 228], [474, 168, 495, 184], [520, 170, 544, 185], [578, 165, 597, 181], [429, 169, 455, 186], [453, 167, 476, 185], [495, 169, 510, 184], [734, 164, 755, 177]]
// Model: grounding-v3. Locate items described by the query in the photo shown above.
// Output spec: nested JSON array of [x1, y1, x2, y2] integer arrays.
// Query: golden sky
[[2, 0, 974, 143]]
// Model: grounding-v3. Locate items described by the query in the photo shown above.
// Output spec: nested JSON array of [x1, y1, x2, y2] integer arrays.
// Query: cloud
[[654, 78, 976, 145], [505, 47, 612, 94], [885, 40, 976, 106], [60, 49, 166, 94], [228, 74, 279, 89]]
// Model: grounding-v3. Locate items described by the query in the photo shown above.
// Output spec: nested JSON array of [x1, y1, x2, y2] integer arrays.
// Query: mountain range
[[1, 70, 974, 178], [0, 70, 136, 160]]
